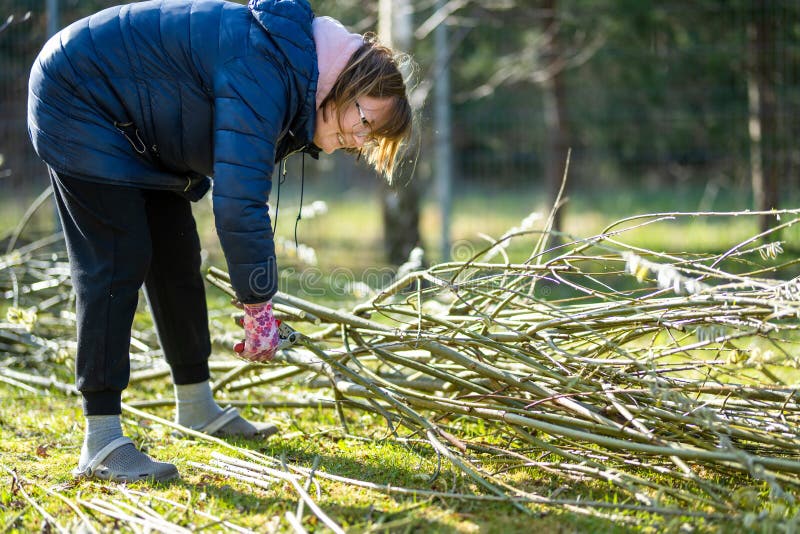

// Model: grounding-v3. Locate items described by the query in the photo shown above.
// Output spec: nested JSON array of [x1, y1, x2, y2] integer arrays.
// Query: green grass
[[2, 183, 796, 532], [1, 382, 652, 533], [3, 376, 789, 532]]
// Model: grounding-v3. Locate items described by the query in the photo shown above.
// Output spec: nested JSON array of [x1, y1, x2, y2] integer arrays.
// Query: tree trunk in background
[[541, 0, 570, 239], [379, 0, 421, 265], [747, 6, 779, 234]]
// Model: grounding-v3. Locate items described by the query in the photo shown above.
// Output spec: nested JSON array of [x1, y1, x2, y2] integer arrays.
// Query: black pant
[[50, 170, 211, 416]]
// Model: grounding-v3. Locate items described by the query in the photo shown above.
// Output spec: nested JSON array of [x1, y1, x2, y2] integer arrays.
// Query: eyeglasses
[[353, 101, 378, 148]]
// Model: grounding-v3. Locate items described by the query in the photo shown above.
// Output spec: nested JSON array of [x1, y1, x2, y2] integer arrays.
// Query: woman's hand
[[233, 301, 281, 362]]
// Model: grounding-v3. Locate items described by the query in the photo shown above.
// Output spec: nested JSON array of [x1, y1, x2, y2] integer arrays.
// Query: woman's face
[[313, 95, 394, 154]]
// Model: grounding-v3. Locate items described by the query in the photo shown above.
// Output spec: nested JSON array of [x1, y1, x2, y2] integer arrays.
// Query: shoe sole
[[73, 466, 180, 483]]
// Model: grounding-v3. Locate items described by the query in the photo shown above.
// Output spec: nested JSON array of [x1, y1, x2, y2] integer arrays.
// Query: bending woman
[[27, 0, 413, 482]]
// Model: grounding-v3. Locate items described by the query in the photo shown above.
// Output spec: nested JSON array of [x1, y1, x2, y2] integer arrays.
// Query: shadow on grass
[[188, 434, 633, 533], [172, 472, 462, 533]]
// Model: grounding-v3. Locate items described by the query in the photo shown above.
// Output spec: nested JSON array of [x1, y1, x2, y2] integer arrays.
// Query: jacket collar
[[275, 130, 320, 163]]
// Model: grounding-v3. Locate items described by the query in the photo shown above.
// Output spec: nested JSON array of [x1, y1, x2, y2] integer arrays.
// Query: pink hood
[[313, 16, 364, 109]]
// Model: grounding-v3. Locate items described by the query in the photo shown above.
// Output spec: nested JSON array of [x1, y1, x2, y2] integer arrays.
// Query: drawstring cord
[[272, 159, 288, 235], [272, 152, 305, 250], [294, 152, 305, 249]]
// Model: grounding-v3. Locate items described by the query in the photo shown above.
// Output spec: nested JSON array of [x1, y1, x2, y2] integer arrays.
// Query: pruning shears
[[232, 318, 301, 357], [276, 320, 301, 350]]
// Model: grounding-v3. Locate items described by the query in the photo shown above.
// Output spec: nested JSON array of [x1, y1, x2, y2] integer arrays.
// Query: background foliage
[[1, 0, 799, 250], [2, 2, 800, 531]]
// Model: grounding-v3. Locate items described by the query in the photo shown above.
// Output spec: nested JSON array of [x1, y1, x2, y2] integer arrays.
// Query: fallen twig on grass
[[0, 466, 69, 534]]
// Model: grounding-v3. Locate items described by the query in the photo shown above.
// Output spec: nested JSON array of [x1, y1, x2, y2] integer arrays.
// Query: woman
[[27, 0, 413, 482]]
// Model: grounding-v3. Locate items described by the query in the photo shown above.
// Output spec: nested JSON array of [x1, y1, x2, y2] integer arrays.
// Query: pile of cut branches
[[3, 202, 800, 527]]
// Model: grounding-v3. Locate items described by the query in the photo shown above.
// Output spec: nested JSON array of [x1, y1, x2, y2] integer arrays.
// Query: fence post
[[434, 0, 453, 262], [47, 0, 59, 37], [47, 0, 61, 232]]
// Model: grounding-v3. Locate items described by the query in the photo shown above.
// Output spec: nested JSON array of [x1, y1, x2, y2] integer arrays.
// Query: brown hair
[[319, 34, 414, 183]]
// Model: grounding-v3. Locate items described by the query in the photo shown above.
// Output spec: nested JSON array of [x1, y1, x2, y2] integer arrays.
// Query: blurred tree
[[741, 0, 800, 234], [0, 3, 42, 187], [747, 2, 778, 233], [423, 1, 592, 231], [549, 0, 748, 190], [540, 0, 570, 237], [378, 0, 422, 265]]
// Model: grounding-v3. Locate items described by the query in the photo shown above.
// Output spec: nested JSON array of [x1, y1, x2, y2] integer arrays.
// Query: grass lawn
[[1, 182, 797, 532], [1, 381, 645, 533]]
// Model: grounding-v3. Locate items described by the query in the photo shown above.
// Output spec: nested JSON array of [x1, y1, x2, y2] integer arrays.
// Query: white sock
[[79, 415, 123, 469], [174, 380, 224, 429]]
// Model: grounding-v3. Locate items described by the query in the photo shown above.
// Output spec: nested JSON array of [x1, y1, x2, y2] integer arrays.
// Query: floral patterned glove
[[233, 301, 281, 362]]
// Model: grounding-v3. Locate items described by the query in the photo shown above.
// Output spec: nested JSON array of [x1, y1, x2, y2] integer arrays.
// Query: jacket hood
[[248, 0, 318, 147], [248, 0, 315, 56]]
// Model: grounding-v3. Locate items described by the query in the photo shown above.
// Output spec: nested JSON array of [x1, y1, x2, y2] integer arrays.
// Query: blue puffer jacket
[[27, 0, 319, 304]]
